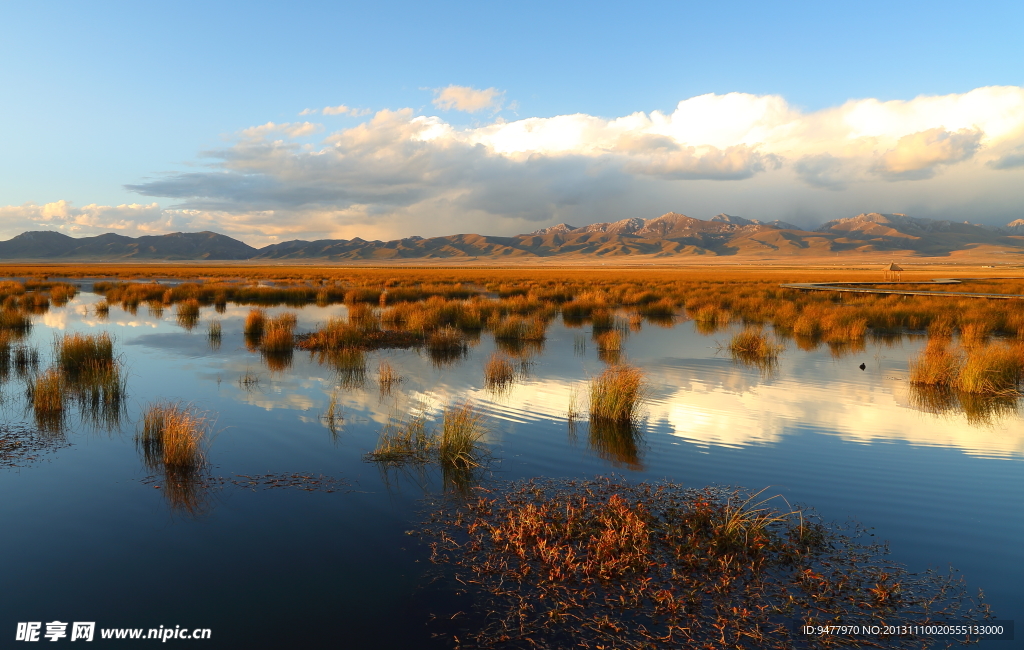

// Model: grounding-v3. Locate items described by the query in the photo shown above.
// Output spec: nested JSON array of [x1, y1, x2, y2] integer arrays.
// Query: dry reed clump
[[424, 476, 991, 650], [0, 308, 32, 332], [136, 401, 209, 471], [48, 284, 77, 306], [55, 332, 114, 379], [31, 367, 66, 416], [593, 329, 622, 352], [910, 339, 1024, 395], [588, 365, 648, 423], [376, 358, 401, 395], [483, 352, 517, 391], [438, 401, 486, 471], [175, 298, 201, 328], [94, 301, 110, 317], [321, 392, 344, 437], [243, 308, 267, 338], [425, 326, 468, 366], [366, 402, 488, 490], [727, 326, 784, 368], [260, 312, 298, 353], [367, 413, 432, 465], [207, 320, 222, 349]]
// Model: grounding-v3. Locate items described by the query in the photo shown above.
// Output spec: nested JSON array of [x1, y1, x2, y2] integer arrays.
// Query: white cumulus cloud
[[3, 86, 1024, 244]]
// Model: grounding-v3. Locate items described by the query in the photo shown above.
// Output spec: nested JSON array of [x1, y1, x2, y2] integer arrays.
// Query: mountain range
[[3, 213, 1024, 261]]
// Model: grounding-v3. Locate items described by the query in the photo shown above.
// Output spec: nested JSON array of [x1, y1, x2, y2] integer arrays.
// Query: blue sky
[[2, 0, 1023, 243]]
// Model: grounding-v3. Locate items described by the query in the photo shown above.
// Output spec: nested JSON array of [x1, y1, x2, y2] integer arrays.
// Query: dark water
[[1, 293, 1021, 648]]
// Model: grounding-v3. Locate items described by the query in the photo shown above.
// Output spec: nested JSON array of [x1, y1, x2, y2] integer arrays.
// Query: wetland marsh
[[0, 268, 1021, 648]]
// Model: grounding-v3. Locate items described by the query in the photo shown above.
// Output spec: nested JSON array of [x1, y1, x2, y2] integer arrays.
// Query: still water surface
[[1, 292, 1021, 648]]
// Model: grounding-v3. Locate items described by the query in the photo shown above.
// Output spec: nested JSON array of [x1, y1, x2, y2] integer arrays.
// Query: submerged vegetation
[[424, 476, 993, 650]]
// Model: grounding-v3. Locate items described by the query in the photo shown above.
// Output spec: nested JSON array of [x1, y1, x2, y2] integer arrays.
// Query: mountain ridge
[[2, 213, 1024, 261]]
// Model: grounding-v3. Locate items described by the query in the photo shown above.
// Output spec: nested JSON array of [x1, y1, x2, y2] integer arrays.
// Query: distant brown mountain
[[2, 212, 1023, 261], [0, 231, 257, 260]]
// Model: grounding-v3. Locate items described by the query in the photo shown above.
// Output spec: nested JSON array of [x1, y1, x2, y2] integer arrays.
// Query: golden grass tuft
[[727, 327, 783, 367], [175, 298, 201, 328], [243, 308, 267, 338], [31, 367, 66, 414], [367, 413, 432, 464], [483, 352, 517, 391], [438, 401, 486, 470], [55, 331, 114, 378], [377, 358, 401, 395], [137, 401, 209, 471], [910, 339, 1024, 395], [589, 365, 648, 423], [260, 313, 297, 353]]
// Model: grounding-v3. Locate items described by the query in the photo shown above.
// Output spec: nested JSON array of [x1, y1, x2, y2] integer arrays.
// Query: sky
[[1, 0, 1023, 246]]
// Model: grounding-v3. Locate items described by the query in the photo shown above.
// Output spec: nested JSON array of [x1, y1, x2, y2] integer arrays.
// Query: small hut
[[884, 261, 903, 281]]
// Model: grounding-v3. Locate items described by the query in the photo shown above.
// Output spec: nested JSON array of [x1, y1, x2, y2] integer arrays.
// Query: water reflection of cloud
[[442, 366, 1024, 460]]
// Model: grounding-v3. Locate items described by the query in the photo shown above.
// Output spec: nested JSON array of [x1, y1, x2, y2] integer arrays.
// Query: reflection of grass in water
[[908, 383, 1019, 426], [0, 308, 32, 333], [23, 333, 125, 432], [94, 301, 110, 318], [588, 418, 643, 470], [238, 369, 260, 391], [425, 476, 992, 650], [316, 347, 366, 388], [261, 349, 293, 372]]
